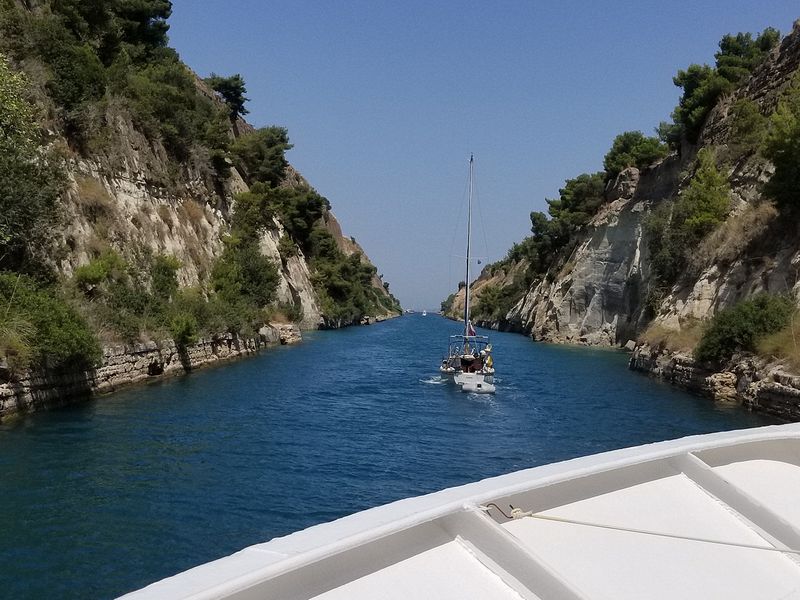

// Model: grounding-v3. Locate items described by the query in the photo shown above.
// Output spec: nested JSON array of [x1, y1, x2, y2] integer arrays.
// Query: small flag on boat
[[467, 320, 476, 336]]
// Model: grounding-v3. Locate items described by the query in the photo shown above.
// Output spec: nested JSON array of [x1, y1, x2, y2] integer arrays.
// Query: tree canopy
[[603, 131, 668, 179], [763, 73, 800, 209], [664, 27, 779, 147], [205, 72, 249, 119], [231, 126, 293, 187], [0, 54, 64, 274]]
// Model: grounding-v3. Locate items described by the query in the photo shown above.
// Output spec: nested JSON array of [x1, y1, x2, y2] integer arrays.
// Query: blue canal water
[[0, 314, 776, 598]]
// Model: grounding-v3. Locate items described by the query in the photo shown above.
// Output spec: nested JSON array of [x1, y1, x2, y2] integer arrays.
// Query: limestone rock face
[[56, 88, 393, 334], [459, 24, 800, 349], [501, 160, 678, 346], [629, 344, 800, 420], [705, 371, 739, 403], [259, 225, 322, 330], [269, 323, 302, 345], [322, 212, 398, 317]]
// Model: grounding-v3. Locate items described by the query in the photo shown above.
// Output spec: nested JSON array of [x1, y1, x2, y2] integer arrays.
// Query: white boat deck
[[123, 424, 800, 599]]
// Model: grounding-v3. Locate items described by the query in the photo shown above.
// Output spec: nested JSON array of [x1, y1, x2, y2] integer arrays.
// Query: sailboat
[[439, 154, 495, 394]]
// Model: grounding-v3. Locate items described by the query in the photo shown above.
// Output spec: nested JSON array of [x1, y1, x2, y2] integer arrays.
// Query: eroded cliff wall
[[57, 87, 393, 332], [458, 22, 800, 350]]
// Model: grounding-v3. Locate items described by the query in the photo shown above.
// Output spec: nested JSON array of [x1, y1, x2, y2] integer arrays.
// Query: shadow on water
[[0, 314, 778, 599]]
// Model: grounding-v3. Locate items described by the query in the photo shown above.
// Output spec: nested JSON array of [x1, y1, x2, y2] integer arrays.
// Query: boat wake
[[420, 376, 448, 385]]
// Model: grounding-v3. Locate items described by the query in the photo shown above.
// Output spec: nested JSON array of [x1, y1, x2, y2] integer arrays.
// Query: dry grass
[[157, 204, 174, 230], [689, 201, 778, 274], [74, 174, 114, 222], [178, 199, 208, 237], [757, 316, 800, 370], [266, 308, 292, 324], [638, 319, 704, 353], [186, 242, 207, 273], [156, 222, 168, 245], [85, 234, 109, 258]]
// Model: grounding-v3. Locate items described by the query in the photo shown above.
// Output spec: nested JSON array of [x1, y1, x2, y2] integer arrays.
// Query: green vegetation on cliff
[[763, 73, 800, 209], [205, 73, 249, 120], [0, 52, 100, 372], [229, 139, 400, 324], [0, 273, 100, 373], [645, 148, 730, 299], [603, 131, 668, 180], [660, 28, 779, 148], [0, 55, 65, 276], [0, 0, 398, 377], [462, 25, 788, 344], [695, 294, 794, 364]]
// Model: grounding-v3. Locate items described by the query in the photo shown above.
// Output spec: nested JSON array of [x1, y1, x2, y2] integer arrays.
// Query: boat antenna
[[464, 154, 473, 337]]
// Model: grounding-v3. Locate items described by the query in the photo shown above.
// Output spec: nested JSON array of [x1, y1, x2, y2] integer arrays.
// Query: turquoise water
[[0, 314, 775, 598]]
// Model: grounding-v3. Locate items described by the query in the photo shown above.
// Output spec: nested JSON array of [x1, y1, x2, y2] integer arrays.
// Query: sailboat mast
[[464, 154, 473, 336]]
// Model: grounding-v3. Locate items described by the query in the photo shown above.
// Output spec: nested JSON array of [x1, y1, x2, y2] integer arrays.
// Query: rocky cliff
[[454, 22, 800, 348], [0, 2, 402, 417], [445, 22, 800, 417], [60, 109, 393, 332]]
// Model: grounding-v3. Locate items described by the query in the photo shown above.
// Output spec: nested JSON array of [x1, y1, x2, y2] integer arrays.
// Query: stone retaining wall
[[630, 344, 800, 421], [0, 324, 302, 421]]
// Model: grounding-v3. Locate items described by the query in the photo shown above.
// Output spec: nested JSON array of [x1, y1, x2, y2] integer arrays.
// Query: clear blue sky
[[168, 1, 798, 310]]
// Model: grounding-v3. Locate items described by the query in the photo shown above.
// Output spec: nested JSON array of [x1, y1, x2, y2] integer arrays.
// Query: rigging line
[[446, 164, 472, 292], [471, 160, 491, 272], [479, 504, 800, 556]]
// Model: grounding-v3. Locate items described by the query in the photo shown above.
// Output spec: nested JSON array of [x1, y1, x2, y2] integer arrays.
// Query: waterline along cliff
[[0, 1, 400, 419], [443, 22, 800, 419]]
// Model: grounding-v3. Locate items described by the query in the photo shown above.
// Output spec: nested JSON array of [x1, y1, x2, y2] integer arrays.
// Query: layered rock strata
[[0, 328, 289, 421], [630, 345, 800, 421]]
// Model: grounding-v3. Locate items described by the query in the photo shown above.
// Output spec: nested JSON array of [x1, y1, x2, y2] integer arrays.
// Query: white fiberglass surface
[[501, 473, 800, 599], [309, 540, 526, 600], [714, 459, 800, 529]]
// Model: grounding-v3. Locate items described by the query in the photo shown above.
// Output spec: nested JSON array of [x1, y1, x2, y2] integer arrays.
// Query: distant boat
[[439, 155, 494, 394], [422, 310, 427, 316]]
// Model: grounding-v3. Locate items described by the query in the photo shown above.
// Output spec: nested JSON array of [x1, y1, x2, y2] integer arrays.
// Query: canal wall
[[0, 323, 302, 422], [630, 344, 800, 421]]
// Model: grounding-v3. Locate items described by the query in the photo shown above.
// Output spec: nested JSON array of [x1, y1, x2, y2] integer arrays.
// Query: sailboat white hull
[[438, 155, 497, 391], [454, 372, 495, 394]]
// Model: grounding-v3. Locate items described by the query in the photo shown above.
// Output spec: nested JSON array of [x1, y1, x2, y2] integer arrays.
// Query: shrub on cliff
[[727, 98, 768, 160], [509, 172, 606, 279], [210, 237, 279, 333], [0, 54, 65, 276], [440, 293, 456, 315], [205, 73, 249, 119], [663, 28, 779, 148], [73, 250, 126, 293], [674, 148, 730, 238], [546, 172, 606, 229], [763, 73, 800, 209], [169, 313, 198, 347], [603, 131, 668, 180], [231, 127, 293, 187], [645, 149, 729, 287], [694, 294, 794, 364], [114, 49, 231, 161], [0, 273, 101, 372], [151, 254, 181, 302]]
